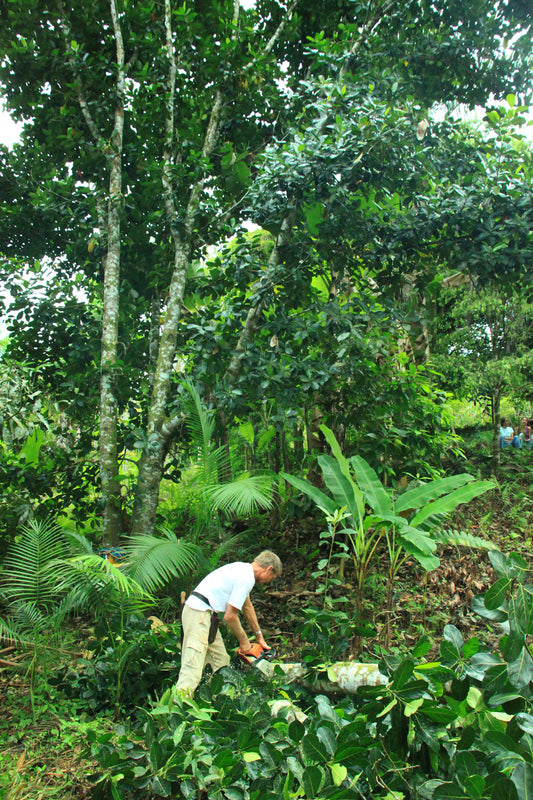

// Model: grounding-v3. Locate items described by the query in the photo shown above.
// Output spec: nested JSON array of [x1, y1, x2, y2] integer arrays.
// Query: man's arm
[[224, 604, 252, 652], [241, 597, 269, 650], [224, 599, 269, 652]]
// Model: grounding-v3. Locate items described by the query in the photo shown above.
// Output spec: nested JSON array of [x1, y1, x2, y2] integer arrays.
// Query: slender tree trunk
[[98, 0, 126, 544], [58, 0, 127, 543], [492, 389, 502, 474], [131, 0, 228, 534]]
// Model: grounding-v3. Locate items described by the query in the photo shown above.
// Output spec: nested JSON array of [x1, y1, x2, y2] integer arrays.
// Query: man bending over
[[174, 550, 282, 698]]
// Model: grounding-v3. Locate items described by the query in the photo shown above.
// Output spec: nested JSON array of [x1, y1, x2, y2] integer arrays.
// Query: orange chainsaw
[[237, 643, 277, 666]]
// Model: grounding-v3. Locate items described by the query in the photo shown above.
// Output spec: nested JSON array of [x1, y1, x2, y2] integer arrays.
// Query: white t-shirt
[[186, 562, 255, 613]]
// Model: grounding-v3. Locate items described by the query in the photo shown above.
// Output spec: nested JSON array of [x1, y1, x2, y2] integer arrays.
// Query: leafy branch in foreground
[[87, 550, 533, 800]]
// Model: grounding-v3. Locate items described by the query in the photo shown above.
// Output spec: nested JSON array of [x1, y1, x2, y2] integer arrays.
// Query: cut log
[[257, 660, 387, 694]]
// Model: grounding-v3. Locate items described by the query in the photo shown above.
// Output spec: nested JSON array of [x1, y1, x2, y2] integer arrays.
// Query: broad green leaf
[[490, 552, 527, 582], [471, 594, 508, 623], [462, 637, 480, 658], [303, 201, 324, 235], [350, 454, 392, 515], [242, 752, 261, 762], [394, 474, 475, 513], [512, 762, 533, 800], [238, 421, 255, 445], [331, 763, 348, 786], [455, 751, 478, 782], [286, 756, 304, 783], [410, 481, 494, 528], [463, 775, 485, 800], [412, 635, 432, 658], [151, 775, 171, 797], [419, 704, 456, 724], [320, 425, 351, 478], [399, 527, 437, 554], [507, 647, 533, 689], [20, 427, 44, 465], [282, 473, 338, 517], [444, 624, 464, 653], [316, 725, 336, 758], [400, 541, 440, 571], [391, 658, 415, 689], [509, 585, 533, 636], [486, 775, 518, 800], [318, 455, 365, 523], [302, 764, 326, 798], [149, 741, 164, 770], [302, 733, 329, 764], [516, 714, 533, 736], [484, 731, 525, 770], [485, 577, 512, 610], [434, 781, 469, 799], [233, 160, 251, 186]]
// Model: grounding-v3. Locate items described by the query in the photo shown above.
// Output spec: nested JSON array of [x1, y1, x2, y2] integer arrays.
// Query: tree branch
[[56, 0, 102, 145]]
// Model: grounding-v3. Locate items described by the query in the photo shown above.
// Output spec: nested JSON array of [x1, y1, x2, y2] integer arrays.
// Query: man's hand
[[238, 642, 264, 660]]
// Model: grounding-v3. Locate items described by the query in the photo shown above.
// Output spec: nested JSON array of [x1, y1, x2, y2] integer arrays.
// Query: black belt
[[191, 590, 212, 608]]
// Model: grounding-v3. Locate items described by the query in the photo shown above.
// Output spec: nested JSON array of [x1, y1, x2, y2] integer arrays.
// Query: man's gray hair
[[254, 550, 282, 576]]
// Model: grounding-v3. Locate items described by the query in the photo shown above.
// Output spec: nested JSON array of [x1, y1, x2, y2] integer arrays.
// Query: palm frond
[[63, 530, 97, 555], [122, 528, 201, 593], [2, 519, 67, 609], [181, 380, 230, 484], [0, 613, 23, 645], [204, 475, 274, 517], [57, 555, 154, 617], [11, 600, 49, 634]]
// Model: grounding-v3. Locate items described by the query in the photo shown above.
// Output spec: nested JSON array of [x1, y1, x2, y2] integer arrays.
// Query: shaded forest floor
[[2, 434, 533, 798]]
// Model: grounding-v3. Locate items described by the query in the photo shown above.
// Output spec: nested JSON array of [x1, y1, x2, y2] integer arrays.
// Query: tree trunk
[[492, 389, 502, 474], [258, 659, 387, 693], [131, 0, 227, 535], [98, 0, 126, 544]]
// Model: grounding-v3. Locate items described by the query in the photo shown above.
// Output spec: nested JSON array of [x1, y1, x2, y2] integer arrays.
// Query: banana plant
[[283, 425, 495, 643]]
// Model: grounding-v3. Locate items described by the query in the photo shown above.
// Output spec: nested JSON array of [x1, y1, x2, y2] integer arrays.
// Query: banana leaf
[[394, 474, 477, 514], [410, 480, 494, 528], [350, 455, 392, 516], [317, 454, 365, 524], [282, 472, 338, 517]]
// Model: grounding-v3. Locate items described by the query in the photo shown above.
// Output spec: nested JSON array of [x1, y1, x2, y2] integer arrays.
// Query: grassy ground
[[2, 430, 533, 799]]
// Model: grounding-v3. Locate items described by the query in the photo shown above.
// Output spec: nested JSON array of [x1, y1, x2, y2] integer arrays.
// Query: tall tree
[[1, 0, 531, 539]]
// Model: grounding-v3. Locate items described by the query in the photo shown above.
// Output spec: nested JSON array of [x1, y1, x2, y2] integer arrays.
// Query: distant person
[[500, 418, 521, 449], [174, 551, 282, 698], [521, 417, 533, 450]]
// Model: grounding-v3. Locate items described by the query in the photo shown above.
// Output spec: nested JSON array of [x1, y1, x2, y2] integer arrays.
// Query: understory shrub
[[51, 616, 182, 717]]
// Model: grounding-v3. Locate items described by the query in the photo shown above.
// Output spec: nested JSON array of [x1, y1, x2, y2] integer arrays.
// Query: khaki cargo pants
[[175, 605, 230, 697]]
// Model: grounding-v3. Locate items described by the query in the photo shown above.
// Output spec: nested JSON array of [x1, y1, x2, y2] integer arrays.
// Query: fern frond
[[181, 380, 231, 485]]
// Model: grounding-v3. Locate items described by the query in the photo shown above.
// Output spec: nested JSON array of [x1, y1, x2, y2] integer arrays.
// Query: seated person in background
[[500, 418, 522, 449], [521, 417, 533, 450]]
